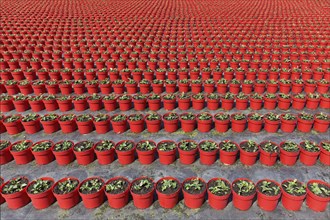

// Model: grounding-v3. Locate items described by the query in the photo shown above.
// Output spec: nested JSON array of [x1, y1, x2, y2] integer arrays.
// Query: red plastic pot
[[221, 98, 234, 110], [178, 98, 190, 110], [88, 99, 103, 111], [103, 99, 117, 111], [0, 177, 4, 204], [299, 142, 320, 166], [256, 179, 281, 211], [314, 117, 330, 133], [206, 98, 219, 110], [157, 141, 177, 165], [198, 142, 218, 165], [0, 99, 14, 112], [3, 117, 24, 135], [31, 141, 55, 165], [73, 144, 95, 165], [148, 99, 161, 111], [0, 141, 13, 165], [182, 177, 206, 209], [264, 118, 280, 133], [51, 141, 75, 166], [263, 97, 277, 110], [40, 118, 60, 134], [145, 117, 161, 133], [320, 96, 330, 109], [27, 177, 55, 209], [59, 118, 77, 133], [130, 177, 155, 209], [306, 97, 320, 109], [53, 177, 80, 209], [9, 140, 34, 165], [239, 141, 259, 165], [133, 98, 147, 111], [79, 177, 105, 208], [73, 99, 88, 111], [93, 118, 110, 134], [219, 143, 239, 165], [118, 99, 132, 111], [156, 177, 181, 209], [280, 115, 297, 133], [57, 99, 73, 112], [231, 115, 246, 133], [192, 98, 205, 110], [178, 144, 197, 165], [163, 114, 179, 133], [306, 180, 330, 212], [22, 118, 41, 134], [163, 98, 176, 111], [292, 97, 306, 110], [259, 141, 278, 166], [115, 141, 136, 165], [13, 99, 30, 112], [214, 116, 230, 133], [180, 115, 196, 132], [281, 179, 306, 211], [0, 177, 30, 209], [104, 177, 130, 209], [136, 141, 156, 165], [320, 142, 330, 166], [279, 142, 300, 166], [207, 178, 231, 210], [197, 115, 213, 133], [232, 178, 256, 211], [235, 98, 248, 110], [297, 116, 314, 133], [94, 142, 115, 165], [111, 115, 128, 134]]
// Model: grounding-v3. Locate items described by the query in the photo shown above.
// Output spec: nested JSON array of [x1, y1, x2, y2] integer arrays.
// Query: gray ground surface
[[1, 99, 329, 220]]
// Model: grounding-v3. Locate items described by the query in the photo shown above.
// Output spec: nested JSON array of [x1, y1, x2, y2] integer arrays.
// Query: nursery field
[[0, 0, 329, 219]]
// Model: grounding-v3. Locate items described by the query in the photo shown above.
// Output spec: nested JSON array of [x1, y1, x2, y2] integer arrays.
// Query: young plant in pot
[[111, 114, 128, 134], [21, 113, 41, 134], [198, 140, 218, 165], [31, 140, 54, 165], [256, 179, 281, 211], [118, 94, 132, 111], [162, 112, 179, 133], [314, 112, 330, 133], [73, 140, 95, 165], [306, 93, 320, 110], [87, 93, 103, 111], [93, 114, 110, 134], [162, 93, 176, 110], [105, 177, 130, 209], [247, 113, 263, 133], [197, 112, 213, 132], [214, 113, 230, 133], [231, 113, 247, 133], [13, 93, 30, 112], [79, 177, 105, 209], [156, 177, 181, 209], [192, 93, 205, 110], [259, 141, 279, 166], [52, 140, 75, 165], [94, 140, 115, 165], [278, 93, 291, 110], [59, 114, 77, 134], [280, 113, 297, 133], [56, 95, 73, 112], [76, 114, 94, 134], [320, 141, 330, 165], [132, 94, 147, 111], [232, 178, 256, 210], [145, 113, 161, 133], [0, 140, 13, 164], [263, 93, 278, 110], [43, 94, 59, 111], [264, 113, 280, 133], [306, 180, 330, 212], [10, 140, 34, 165], [72, 94, 88, 111], [130, 177, 155, 209], [27, 178, 55, 209], [177, 92, 191, 110], [281, 179, 306, 211], [127, 113, 144, 133], [249, 93, 263, 110], [219, 140, 239, 165], [53, 177, 80, 209], [136, 140, 157, 165], [206, 93, 220, 110], [115, 140, 135, 165], [157, 140, 177, 165], [235, 92, 249, 110], [239, 140, 259, 165], [40, 113, 60, 134], [182, 177, 206, 209], [207, 178, 231, 210], [292, 93, 306, 110], [297, 113, 314, 133], [180, 112, 196, 132], [299, 140, 320, 166], [103, 94, 117, 111], [279, 141, 300, 166], [147, 93, 161, 111], [3, 114, 24, 135], [221, 92, 235, 110], [178, 140, 198, 165], [1, 176, 30, 209]]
